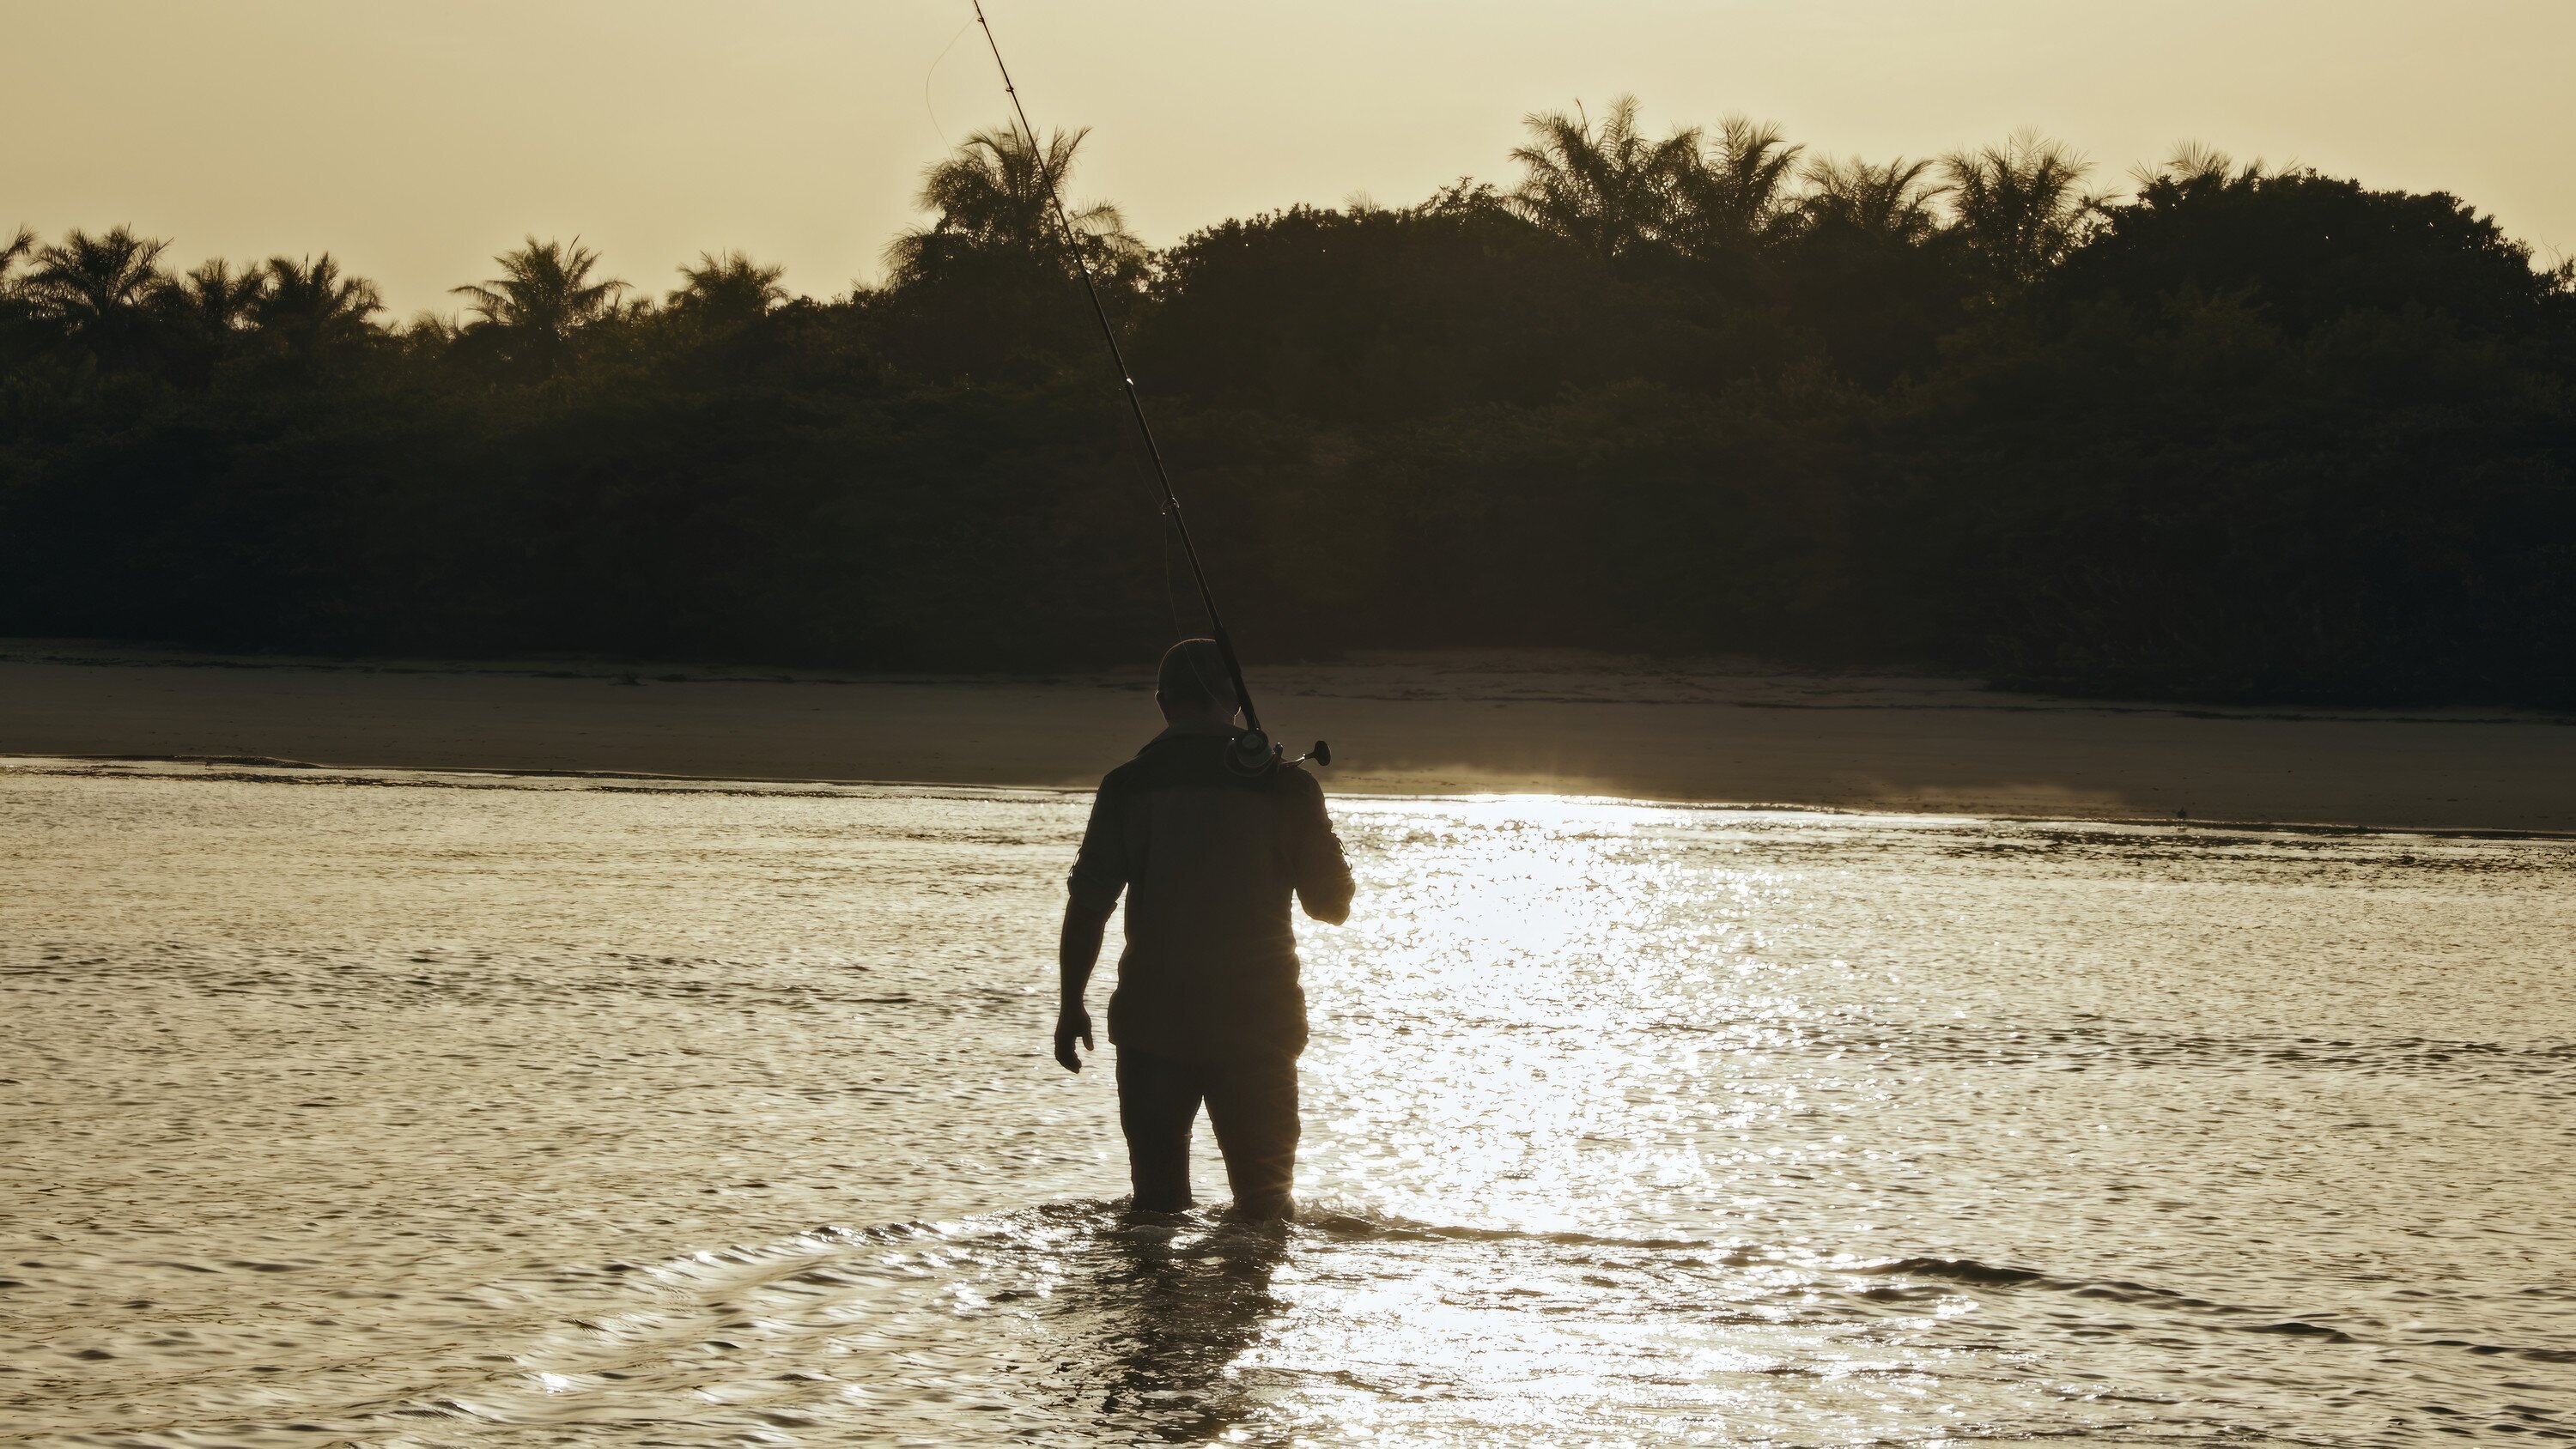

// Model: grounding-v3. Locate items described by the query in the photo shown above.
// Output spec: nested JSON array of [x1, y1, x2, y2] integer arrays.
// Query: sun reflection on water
[[1310, 797, 1819, 1239]]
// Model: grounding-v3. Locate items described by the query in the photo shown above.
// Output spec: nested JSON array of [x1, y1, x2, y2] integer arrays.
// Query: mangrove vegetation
[[4, 103, 2571, 704]]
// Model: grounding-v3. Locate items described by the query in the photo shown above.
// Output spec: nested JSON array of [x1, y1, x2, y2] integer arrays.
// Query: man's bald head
[[1157, 638, 1239, 722]]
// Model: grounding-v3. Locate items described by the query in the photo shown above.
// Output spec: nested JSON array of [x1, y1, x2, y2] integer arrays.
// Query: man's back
[[1054, 639, 1353, 1220], [1069, 721, 1354, 1061]]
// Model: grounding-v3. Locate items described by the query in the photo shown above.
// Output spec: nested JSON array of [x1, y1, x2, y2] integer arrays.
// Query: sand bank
[[3, 641, 2570, 833]]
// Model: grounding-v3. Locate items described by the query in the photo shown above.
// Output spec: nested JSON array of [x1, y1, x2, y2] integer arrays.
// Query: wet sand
[[3, 640, 2572, 832]]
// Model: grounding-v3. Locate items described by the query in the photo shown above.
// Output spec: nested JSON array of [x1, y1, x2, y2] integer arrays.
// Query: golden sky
[[8, 0, 2572, 313]]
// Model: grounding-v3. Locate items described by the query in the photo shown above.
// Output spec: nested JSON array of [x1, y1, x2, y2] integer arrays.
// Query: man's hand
[[1055, 900, 1108, 1073], [1054, 1000, 1095, 1073]]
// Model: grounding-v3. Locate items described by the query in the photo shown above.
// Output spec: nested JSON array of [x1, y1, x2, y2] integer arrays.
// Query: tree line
[[4, 101, 2571, 704]]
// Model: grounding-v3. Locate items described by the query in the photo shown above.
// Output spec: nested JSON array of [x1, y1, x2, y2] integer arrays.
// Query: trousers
[[1115, 1046, 1300, 1221]]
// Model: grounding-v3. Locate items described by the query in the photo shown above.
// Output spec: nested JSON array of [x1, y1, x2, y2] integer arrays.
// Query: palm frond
[[255, 253, 385, 351], [670, 250, 790, 318], [0, 225, 34, 282], [1508, 95, 1695, 260], [1801, 155, 1946, 243], [887, 124, 1141, 285], [1941, 130, 2099, 289], [1669, 115, 1806, 255], [454, 237, 628, 332], [23, 227, 173, 329]]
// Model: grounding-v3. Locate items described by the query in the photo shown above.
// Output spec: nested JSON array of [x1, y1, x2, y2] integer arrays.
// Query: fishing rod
[[969, 0, 1327, 779]]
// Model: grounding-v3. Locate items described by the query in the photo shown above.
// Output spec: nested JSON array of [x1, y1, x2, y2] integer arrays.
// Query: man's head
[[1157, 638, 1241, 726]]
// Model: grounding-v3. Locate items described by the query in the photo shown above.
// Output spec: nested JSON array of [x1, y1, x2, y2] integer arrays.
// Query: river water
[[2, 757, 2570, 1447]]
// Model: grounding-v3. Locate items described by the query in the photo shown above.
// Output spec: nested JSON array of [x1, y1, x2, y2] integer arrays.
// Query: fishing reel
[[1224, 730, 1333, 779]]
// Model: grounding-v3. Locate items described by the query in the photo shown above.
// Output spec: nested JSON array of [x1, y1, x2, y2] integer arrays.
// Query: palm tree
[[160, 258, 269, 335], [1508, 96, 1697, 262], [1942, 130, 2100, 290], [1801, 156, 1946, 245], [22, 227, 172, 336], [254, 254, 384, 355], [668, 250, 788, 322], [1671, 116, 1806, 255], [0, 227, 34, 329], [2146, 142, 2264, 189], [1, 226, 33, 285], [398, 310, 464, 361], [886, 125, 1139, 286], [453, 236, 627, 373], [2126, 142, 2280, 208]]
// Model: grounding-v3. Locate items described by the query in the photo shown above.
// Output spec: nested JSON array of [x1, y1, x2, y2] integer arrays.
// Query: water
[[3, 757, 2571, 1447]]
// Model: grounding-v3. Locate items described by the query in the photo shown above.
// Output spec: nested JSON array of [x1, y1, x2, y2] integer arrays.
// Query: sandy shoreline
[[4, 640, 2573, 833]]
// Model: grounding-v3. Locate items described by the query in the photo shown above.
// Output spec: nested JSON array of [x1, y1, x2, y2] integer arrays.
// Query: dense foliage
[[4, 109, 2570, 703]]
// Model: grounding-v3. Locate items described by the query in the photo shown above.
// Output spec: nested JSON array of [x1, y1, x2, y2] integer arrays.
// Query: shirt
[[1067, 722, 1356, 1060]]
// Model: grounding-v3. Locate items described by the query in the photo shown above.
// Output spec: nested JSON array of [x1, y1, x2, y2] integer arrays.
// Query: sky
[[7, 0, 2573, 314]]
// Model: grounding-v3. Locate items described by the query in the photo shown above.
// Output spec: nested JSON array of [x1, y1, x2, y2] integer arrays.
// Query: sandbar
[[3, 641, 2570, 834]]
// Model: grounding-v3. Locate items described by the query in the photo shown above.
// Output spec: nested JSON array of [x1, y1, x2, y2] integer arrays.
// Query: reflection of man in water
[[1055, 639, 1355, 1221], [1085, 1228, 1285, 1433]]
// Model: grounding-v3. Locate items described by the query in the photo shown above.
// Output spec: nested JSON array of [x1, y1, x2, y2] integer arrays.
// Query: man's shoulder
[[1095, 755, 1148, 797], [1098, 737, 1211, 795], [1097, 739, 1323, 799], [1270, 761, 1324, 801]]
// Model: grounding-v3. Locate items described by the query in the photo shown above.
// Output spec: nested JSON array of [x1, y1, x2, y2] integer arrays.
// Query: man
[[1055, 638, 1355, 1221]]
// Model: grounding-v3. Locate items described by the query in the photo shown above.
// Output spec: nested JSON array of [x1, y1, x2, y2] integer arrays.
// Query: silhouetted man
[[1054, 639, 1355, 1221]]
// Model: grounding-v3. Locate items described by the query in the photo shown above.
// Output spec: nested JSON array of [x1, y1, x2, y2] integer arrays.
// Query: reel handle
[[1225, 731, 1334, 776]]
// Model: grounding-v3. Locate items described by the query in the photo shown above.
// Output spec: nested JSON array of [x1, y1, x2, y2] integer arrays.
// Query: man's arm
[[1055, 900, 1109, 1072], [1058, 773, 1127, 1073], [1288, 772, 1356, 925]]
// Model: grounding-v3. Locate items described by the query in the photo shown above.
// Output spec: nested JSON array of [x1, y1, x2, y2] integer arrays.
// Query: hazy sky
[[8, 1, 2573, 314]]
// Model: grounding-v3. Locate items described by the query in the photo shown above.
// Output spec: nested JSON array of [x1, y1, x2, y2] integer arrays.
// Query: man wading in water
[[1054, 639, 1356, 1221]]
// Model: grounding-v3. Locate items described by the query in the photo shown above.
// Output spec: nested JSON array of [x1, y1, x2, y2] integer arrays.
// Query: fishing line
[[967, 0, 1326, 775], [921, 19, 975, 150]]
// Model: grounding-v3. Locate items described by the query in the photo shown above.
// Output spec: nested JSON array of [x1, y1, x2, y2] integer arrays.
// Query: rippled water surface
[[3, 758, 2572, 1447]]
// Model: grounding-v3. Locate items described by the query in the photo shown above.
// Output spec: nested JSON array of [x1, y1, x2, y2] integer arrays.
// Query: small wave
[[1843, 1019, 2576, 1089], [1853, 1254, 2576, 1368], [1863, 1254, 2050, 1288], [1296, 1201, 1721, 1254], [762, 1197, 1727, 1259]]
